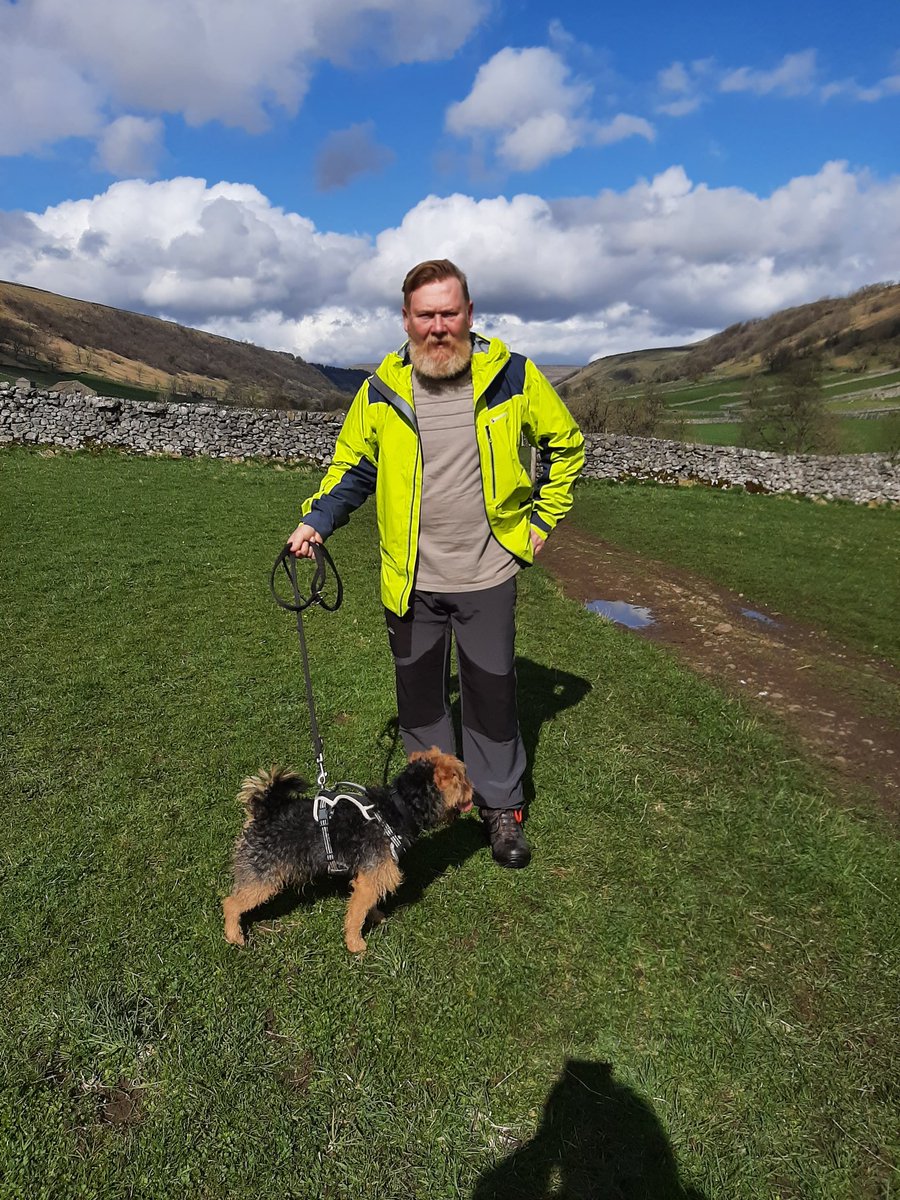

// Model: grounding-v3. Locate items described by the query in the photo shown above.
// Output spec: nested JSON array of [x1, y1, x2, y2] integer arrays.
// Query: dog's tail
[[237, 766, 307, 817]]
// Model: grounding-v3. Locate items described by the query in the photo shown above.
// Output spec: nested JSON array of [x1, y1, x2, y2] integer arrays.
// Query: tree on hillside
[[740, 357, 838, 454], [572, 382, 668, 438]]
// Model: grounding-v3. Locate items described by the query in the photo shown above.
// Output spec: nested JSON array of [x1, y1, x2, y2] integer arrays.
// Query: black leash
[[270, 542, 343, 789], [270, 543, 399, 873]]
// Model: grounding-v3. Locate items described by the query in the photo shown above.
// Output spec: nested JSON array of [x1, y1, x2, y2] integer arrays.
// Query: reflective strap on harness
[[313, 788, 403, 873]]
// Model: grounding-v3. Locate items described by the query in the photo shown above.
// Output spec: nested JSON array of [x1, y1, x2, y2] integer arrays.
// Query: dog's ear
[[430, 755, 465, 795], [408, 746, 439, 765]]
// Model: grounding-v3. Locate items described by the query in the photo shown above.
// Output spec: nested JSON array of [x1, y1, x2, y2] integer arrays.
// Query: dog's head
[[408, 747, 474, 818]]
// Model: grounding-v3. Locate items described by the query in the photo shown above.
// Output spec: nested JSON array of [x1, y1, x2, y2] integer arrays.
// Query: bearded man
[[288, 260, 584, 868]]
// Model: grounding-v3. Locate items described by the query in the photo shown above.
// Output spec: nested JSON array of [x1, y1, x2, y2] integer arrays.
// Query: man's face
[[403, 277, 474, 380]]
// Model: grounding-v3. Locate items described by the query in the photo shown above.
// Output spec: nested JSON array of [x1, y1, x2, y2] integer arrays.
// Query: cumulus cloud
[[0, 0, 488, 156], [315, 123, 395, 191], [446, 45, 653, 171], [2, 163, 898, 364]]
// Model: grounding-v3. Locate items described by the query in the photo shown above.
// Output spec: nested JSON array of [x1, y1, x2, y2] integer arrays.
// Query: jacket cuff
[[300, 508, 332, 539]]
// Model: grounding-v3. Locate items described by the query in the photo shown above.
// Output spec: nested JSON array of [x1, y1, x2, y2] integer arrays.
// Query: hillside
[[0, 280, 350, 409], [561, 281, 900, 399]]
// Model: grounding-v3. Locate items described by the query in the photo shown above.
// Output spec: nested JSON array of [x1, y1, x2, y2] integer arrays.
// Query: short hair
[[402, 259, 470, 308]]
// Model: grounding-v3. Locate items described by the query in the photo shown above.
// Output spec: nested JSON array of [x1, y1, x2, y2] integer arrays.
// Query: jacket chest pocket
[[481, 406, 528, 502]]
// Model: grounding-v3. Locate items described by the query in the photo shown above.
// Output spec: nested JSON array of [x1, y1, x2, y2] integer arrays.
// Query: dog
[[223, 746, 474, 953]]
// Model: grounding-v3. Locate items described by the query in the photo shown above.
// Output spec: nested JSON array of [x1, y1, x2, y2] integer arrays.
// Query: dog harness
[[312, 784, 404, 875]]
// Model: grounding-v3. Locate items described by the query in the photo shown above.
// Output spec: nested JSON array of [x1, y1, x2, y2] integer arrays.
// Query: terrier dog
[[223, 747, 474, 953]]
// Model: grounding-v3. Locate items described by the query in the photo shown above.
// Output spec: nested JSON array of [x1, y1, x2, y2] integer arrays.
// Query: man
[[288, 260, 584, 868]]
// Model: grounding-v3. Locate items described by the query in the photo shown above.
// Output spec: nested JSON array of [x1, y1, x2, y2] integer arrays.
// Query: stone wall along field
[[2, 382, 898, 504]]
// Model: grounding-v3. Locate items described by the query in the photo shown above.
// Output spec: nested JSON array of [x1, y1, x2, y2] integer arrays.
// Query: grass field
[[3, 447, 898, 1199], [624, 369, 900, 412], [680, 417, 899, 455]]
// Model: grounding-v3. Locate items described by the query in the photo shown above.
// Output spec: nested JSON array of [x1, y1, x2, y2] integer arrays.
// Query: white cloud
[[315, 123, 395, 191], [655, 50, 900, 115], [822, 73, 900, 103], [0, 43, 103, 154], [655, 59, 712, 117], [446, 45, 653, 171], [0, 0, 488, 156], [593, 114, 655, 147], [446, 47, 592, 138], [658, 62, 692, 95], [94, 116, 165, 178], [720, 50, 818, 96], [497, 112, 582, 172], [2, 163, 898, 364]]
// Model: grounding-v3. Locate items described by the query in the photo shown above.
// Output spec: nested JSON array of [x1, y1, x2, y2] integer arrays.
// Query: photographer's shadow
[[472, 1059, 707, 1200], [512, 658, 592, 803]]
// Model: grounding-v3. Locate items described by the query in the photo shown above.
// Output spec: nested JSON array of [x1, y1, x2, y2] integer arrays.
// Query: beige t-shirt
[[413, 372, 519, 593]]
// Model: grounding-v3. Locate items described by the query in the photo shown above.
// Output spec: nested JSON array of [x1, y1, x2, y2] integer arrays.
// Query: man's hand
[[530, 529, 546, 557], [287, 522, 323, 559]]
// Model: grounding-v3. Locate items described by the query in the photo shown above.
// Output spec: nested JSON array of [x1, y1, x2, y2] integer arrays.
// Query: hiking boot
[[480, 807, 532, 869]]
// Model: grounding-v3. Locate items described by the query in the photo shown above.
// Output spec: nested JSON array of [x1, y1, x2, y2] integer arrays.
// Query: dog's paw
[[223, 920, 246, 947], [345, 934, 367, 954]]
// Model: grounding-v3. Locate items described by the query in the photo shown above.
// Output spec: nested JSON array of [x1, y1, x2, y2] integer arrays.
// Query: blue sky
[[1, 0, 898, 364]]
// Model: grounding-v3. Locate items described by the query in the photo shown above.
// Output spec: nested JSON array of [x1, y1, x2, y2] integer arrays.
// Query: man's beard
[[409, 334, 473, 381]]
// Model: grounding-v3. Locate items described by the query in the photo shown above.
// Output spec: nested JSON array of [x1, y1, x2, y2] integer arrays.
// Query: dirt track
[[543, 524, 900, 817]]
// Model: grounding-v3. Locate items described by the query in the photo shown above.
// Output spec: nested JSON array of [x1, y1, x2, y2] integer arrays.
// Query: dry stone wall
[[2, 382, 898, 504]]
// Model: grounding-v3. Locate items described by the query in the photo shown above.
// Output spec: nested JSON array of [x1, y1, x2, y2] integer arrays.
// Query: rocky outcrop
[[2, 383, 897, 504]]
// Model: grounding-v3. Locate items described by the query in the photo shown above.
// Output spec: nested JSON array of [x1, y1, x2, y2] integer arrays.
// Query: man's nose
[[431, 314, 447, 334]]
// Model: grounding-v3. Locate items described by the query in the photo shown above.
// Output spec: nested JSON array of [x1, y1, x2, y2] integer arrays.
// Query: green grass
[[570, 479, 900, 666], [682, 417, 898, 454], [3, 447, 898, 1199]]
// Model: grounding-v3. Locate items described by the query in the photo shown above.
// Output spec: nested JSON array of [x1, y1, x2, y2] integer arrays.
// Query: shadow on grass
[[515, 658, 592, 803], [472, 1059, 706, 1200], [382, 814, 486, 918], [385, 656, 590, 805]]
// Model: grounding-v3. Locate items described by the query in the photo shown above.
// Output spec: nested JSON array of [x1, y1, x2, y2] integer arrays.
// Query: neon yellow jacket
[[301, 334, 585, 615]]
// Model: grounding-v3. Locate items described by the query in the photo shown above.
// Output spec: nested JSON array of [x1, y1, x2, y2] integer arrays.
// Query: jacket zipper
[[401, 433, 421, 612], [485, 425, 497, 499]]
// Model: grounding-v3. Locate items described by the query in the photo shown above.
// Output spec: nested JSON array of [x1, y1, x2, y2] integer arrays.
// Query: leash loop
[[270, 542, 343, 614]]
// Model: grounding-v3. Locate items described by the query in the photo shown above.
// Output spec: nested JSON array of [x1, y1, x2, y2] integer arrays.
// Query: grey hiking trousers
[[384, 577, 526, 810]]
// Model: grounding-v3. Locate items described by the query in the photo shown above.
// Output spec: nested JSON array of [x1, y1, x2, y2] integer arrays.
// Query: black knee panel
[[457, 644, 519, 741]]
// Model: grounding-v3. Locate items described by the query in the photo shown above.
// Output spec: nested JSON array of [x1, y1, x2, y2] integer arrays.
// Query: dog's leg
[[344, 860, 402, 953], [222, 881, 281, 946]]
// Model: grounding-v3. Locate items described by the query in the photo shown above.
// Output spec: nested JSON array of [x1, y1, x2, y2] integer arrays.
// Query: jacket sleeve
[[522, 359, 585, 538], [300, 380, 379, 538]]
